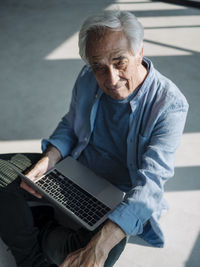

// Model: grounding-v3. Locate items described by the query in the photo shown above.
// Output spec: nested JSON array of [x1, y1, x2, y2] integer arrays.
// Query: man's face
[[86, 30, 143, 100]]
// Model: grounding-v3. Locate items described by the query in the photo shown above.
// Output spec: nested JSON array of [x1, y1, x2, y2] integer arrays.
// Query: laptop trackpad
[[56, 157, 109, 195]]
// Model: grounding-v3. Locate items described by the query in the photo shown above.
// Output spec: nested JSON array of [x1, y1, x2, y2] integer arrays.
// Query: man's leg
[[0, 153, 54, 267], [0, 181, 42, 266], [104, 237, 127, 267]]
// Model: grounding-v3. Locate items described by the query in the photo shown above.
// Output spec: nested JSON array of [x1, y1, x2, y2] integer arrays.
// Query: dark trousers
[[0, 153, 127, 267]]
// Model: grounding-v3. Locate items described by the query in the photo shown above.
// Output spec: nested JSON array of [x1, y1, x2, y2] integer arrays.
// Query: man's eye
[[93, 66, 106, 73], [116, 61, 126, 69]]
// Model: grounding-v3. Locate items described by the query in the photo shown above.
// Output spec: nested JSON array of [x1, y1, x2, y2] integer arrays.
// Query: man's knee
[[0, 185, 34, 243]]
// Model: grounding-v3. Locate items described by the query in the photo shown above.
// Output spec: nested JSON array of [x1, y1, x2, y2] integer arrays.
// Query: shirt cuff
[[41, 138, 70, 158], [108, 202, 144, 236]]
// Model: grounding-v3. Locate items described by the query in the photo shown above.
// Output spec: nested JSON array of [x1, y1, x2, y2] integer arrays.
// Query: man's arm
[[108, 101, 189, 240], [20, 65, 91, 196], [42, 66, 89, 159], [60, 220, 126, 267]]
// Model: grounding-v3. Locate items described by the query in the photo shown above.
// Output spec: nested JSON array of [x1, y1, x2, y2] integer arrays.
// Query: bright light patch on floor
[[144, 40, 191, 57], [105, 2, 186, 11], [144, 27, 200, 54], [175, 133, 200, 167], [140, 15, 200, 28], [45, 32, 79, 60], [0, 140, 41, 154]]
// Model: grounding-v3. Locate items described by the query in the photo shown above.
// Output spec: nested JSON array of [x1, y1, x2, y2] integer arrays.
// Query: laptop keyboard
[[36, 170, 111, 227]]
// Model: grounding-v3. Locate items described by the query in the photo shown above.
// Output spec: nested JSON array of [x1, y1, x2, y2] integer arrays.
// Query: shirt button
[[95, 94, 98, 98], [75, 152, 78, 156], [84, 137, 88, 142]]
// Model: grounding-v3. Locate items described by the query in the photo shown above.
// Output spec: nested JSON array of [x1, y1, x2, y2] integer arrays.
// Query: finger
[[60, 251, 81, 267], [69, 250, 89, 267], [60, 255, 72, 267], [62, 255, 77, 267], [25, 168, 40, 180], [20, 180, 35, 193], [67, 256, 79, 267], [20, 180, 42, 198]]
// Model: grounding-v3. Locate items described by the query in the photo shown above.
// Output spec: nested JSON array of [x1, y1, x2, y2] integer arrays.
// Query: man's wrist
[[96, 220, 126, 253], [43, 144, 62, 166]]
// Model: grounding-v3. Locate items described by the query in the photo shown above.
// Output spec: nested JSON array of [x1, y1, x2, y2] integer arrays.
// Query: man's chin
[[108, 91, 127, 100]]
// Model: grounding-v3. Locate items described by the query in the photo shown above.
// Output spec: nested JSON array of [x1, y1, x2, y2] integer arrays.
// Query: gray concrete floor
[[0, 0, 200, 266]]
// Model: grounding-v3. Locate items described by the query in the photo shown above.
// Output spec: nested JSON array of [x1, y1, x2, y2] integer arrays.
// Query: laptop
[[5, 156, 124, 231]]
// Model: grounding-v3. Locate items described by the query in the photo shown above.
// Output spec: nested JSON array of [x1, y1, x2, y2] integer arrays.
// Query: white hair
[[78, 10, 144, 63]]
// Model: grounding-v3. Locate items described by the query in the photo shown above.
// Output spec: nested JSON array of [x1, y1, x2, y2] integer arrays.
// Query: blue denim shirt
[[42, 57, 188, 247]]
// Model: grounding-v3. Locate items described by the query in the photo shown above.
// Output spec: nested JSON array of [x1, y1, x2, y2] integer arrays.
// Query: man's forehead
[[87, 29, 127, 45], [87, 27, 110, 40], [86, 30, 131, 63], [90, 50, 129, 64]]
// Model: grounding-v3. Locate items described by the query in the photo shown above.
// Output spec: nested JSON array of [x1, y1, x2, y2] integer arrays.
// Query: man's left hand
[[59, 240, 106, 267], [59, 220, 126, 267]]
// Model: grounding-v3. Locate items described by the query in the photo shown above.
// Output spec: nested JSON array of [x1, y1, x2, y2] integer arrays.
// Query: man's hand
[[20, 145, 62, 198], [60, 220, 126, 267], [59, 243, 105, 267]]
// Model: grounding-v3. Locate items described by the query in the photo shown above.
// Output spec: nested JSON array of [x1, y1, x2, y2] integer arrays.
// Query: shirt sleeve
[[41, 71, 81, 158], [108, 99, 189, 236]]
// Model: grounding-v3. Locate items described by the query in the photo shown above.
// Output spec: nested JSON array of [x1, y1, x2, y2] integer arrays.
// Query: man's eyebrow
[[112, 55, 126, 61], [90, 62, 102, 67], [90, 56, 127, 66]]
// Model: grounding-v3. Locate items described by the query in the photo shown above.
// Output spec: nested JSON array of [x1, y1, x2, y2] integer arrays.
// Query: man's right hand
[[20, 145, 62, 198]]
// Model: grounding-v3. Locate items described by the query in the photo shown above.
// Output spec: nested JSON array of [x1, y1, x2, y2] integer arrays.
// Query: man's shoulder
[[78, 65, 94, 80], [76, 65, 97, 90], [79, 64, 92, 75], [142, 58, 188, 112], [73, 65, 99, 104], [152, 68, 188, 110]]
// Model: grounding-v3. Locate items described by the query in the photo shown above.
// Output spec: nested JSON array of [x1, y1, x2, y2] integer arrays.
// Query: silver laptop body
[[16, 156, 124, 231]]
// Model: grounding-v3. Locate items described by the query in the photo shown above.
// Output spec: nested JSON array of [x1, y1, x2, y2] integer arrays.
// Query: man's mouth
[[107, 85, 125, 91]]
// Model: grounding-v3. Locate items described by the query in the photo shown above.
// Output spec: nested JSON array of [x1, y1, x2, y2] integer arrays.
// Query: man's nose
[[106, 66, 120, 87]]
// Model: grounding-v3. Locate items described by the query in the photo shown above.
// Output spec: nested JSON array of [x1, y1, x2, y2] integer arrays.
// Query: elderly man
[[0, 10, 188, 267]]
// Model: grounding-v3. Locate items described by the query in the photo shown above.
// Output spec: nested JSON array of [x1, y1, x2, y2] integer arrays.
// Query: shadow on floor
[[185, 232, 200, 267]]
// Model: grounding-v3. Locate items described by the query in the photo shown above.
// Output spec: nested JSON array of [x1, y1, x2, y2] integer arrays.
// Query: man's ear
[[137, 45, 144, 65], [140, 45, 144, 58]]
